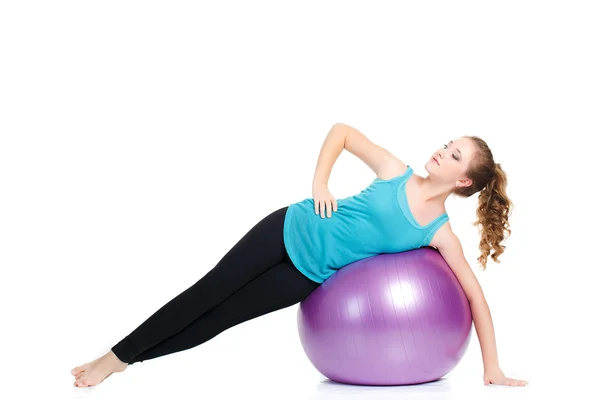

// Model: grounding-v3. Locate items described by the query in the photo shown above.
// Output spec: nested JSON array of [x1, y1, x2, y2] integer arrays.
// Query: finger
[[327, 200, 332, 218], [320, 201, 325, 218], [315, 201, 318, 215], [333, 199, 338, 212]]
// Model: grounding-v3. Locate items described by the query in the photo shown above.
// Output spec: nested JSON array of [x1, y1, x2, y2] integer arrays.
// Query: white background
[[1, 1, 598, 399]]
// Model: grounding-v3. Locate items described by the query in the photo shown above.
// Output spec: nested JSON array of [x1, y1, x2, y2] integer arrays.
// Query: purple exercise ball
[[297, 247, 473, 385]]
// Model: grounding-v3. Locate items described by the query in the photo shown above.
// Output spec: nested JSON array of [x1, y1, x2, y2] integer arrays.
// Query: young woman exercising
[[71, 123, 528, 387]]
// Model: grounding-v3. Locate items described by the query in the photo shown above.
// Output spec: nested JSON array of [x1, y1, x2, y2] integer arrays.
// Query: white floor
[[16, 301, 594, 400]]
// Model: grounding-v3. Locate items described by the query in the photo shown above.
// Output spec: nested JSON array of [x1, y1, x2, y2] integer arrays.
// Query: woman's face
[[425, 137, 477, 187]]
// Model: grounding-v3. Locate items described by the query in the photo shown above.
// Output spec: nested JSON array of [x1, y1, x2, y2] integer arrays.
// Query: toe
[[71, 364, 87, 375]]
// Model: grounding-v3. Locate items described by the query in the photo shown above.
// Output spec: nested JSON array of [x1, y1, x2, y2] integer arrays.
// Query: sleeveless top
[[283, 166, 449, 283]]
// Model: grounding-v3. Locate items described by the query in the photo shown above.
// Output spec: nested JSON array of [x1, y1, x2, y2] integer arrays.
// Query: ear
[[456, 178, 472, 188]]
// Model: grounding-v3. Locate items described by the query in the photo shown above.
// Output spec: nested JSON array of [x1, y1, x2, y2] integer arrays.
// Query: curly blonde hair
[[454, 136, 514, 270]]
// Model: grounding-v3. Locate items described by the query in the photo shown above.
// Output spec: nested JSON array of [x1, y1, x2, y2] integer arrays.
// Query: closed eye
[[445, 142, 460, 161]]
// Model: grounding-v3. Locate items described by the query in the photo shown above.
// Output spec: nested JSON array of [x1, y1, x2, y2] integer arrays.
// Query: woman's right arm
[[313, 123, 405, 189]]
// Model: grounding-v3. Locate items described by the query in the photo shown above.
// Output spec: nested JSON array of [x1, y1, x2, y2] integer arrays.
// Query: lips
[[433, 156, 439, 165]]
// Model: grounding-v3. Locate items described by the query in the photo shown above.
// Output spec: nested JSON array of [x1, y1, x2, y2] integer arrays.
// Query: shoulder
[[428, 219, 459, 250], [376, 158, 411, 181]]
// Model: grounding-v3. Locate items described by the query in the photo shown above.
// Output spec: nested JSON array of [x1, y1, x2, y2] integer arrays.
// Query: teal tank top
[[283, 166, 449, 283]]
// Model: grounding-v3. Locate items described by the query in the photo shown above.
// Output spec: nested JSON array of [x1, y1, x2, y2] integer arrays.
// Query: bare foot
[[71, 350, 128, 387]]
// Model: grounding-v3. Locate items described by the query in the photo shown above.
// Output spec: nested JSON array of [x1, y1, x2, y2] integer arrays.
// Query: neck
[[418, 175, 454, 205]]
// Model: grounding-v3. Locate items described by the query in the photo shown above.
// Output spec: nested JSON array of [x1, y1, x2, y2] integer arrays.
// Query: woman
[[71, 123, 528, 387]]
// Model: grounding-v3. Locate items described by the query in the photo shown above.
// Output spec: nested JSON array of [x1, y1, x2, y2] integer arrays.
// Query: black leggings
[[111, 205, 320, 364]]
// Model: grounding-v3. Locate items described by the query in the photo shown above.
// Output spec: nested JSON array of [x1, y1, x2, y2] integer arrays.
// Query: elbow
[[332, 123, 349, 146], [467, 290, 486, 305], [333, 122, 349, 134], [332, 122, 345, 133], [464, 280, 485, 304]]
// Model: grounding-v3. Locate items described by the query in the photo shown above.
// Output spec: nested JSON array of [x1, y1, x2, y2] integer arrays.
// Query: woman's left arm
[[434, 226, 529, 387]]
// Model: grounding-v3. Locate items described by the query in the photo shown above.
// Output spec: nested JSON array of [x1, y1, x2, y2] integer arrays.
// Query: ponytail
[[473, 163, 514, 270]]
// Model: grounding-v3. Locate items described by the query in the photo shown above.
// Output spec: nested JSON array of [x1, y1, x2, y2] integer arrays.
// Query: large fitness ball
[[297, 247, 473, 385]]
